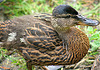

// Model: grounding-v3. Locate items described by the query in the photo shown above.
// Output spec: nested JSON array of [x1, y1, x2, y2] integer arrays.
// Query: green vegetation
[[0, 0, 65, 18], [87, 27, 100, 51], [0, 48, 8, 59], [0, 0, 100, 70], [80, 26, 100, 56]]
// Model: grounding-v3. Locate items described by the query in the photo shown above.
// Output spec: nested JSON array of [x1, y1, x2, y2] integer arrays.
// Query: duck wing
[[25, 22, 62, 52]]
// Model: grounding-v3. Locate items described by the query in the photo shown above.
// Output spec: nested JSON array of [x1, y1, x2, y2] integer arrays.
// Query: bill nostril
[[83, 19, 86, 21]]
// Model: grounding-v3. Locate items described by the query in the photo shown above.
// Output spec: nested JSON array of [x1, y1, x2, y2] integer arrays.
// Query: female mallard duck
[[0, 5, 99, 70]]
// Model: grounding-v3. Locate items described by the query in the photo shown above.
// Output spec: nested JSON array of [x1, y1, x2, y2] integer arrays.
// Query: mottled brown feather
[[0, 15, 89, 70]]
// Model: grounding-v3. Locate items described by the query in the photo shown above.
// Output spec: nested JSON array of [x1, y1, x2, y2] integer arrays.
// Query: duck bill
[[76, 15, 99, 26]]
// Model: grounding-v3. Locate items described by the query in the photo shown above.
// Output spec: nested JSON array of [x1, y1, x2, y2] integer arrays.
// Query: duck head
[[51, 5, 99, 31]]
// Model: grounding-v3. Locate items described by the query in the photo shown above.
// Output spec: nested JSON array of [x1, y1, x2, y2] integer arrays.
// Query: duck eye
[[67, 15, 70, 18], [63, 15, 70, 18]]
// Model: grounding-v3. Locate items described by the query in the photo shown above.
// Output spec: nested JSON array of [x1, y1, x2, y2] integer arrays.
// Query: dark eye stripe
[[54, 14, 78, 19]]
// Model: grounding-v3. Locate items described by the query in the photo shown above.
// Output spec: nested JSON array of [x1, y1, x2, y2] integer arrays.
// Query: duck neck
[[51, 18, 71, 39]]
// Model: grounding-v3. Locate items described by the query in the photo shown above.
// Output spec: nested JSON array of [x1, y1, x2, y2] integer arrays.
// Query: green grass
[[0, 48, 8, 59], [86, 27, 100, 52], [0, 0, 65, 18], [81, 26, 100, 52]]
